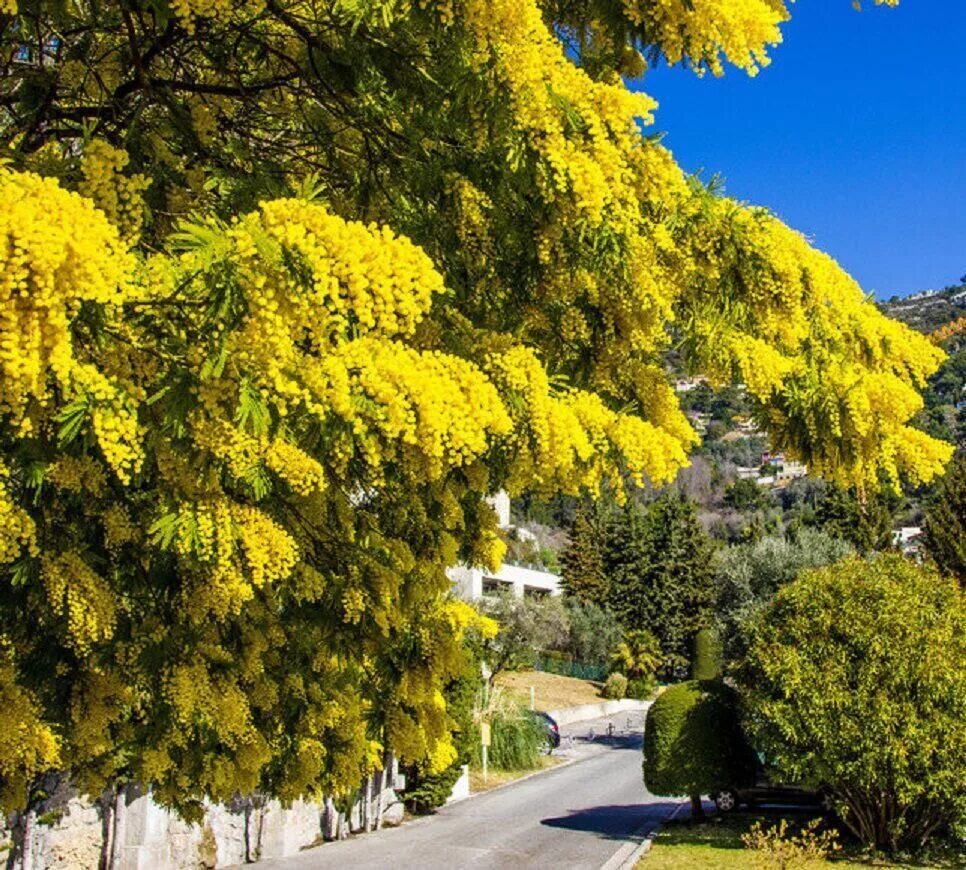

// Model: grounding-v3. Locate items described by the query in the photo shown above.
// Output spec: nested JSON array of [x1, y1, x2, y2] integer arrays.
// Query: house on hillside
[[447, 491, 563, 601]]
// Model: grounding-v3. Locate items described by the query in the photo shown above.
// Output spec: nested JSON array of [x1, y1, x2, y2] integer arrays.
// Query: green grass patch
[[638, 812, 963, 869]]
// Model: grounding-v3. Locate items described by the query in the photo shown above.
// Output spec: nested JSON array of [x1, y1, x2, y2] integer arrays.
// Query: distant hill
[[880, 277, 966, 334], [879, 274, 966, 449]]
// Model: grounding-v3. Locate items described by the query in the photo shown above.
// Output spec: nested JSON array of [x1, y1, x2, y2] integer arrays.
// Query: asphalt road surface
[[256, 711, 682, 870]]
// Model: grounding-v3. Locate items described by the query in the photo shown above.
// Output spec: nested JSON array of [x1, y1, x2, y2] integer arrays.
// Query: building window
[[482, 577, 507, 596]]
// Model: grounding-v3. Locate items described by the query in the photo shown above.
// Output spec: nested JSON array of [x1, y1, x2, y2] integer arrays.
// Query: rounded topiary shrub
[[643, 680, 756, 819], [603, 672, 628, 699]]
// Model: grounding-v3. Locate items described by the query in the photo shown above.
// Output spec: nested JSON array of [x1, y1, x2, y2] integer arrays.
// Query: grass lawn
[[467, 755, 566, 795], [638, 812, 960, 869], [495, 670, 604, 710]]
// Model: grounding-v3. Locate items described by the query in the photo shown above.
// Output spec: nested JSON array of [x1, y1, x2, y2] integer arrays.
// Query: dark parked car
[[528, 711, 561, 752], [713, 759, 833, 813]]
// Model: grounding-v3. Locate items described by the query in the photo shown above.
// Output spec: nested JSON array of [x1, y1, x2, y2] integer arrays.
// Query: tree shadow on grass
[[540, 802, 681, 841]]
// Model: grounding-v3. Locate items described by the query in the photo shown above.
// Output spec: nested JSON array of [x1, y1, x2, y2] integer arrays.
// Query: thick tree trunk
[[689, 794, 705, 822]]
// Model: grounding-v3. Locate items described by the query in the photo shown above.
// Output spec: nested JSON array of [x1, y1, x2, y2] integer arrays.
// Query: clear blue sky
[[637, 1, 966, 300]]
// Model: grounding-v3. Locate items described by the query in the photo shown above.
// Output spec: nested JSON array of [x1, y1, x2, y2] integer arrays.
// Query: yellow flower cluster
[[41, 551, 117, 653], [317, 338, 513, 479], [0, 462, 36, 565], [0, 648, 60, 813], [680, 200, 952, 491], [462, 0, 661, 229], [102, 504, 139, 550], [152, 660, 271, 802], [46, 455, 108, 495], [620, 1, 899, 77], [445, 598, 498, 640], [173, 498, 299, 619], [485, 345, 691, 496], [0, 170, 133, 431], [191, 417, 327, 496], [235, 198, 446, 345], [0, 0, 16, 15], [68, 668, 131, 790], [79, 140, 151, 244], [623, 0, 788, 76]]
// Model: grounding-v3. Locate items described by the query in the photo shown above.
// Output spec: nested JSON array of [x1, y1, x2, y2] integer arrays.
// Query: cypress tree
[[561, 503, 611, 602]]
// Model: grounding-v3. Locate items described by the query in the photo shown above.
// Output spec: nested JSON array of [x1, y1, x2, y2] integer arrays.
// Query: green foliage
[[603, 672, 628, 700], [922, 452, 966, 585], [625, 676, 656, 700], [739, 555, 966, 853], [473, 705, 544, 771], [713, 528, 853, 660], [610, 629, 662, 682], [691, 629, 722, 681], [563, 599, 623, 667], [564, 493, 716, 671], [811, 484, 897, 553], [478, 591, 569, 682], [560, 504, 611, 601], [643, 681, 756, 802], [724, 478, 770, 511]]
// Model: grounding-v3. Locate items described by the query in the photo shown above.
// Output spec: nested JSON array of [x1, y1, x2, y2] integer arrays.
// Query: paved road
[[256, 712, 682, 870]]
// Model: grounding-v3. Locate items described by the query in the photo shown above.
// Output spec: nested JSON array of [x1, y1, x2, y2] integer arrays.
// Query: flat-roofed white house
[[447, 492, 562, 601]]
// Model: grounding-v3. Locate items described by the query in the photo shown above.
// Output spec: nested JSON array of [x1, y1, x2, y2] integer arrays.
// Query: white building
[[447, 491, 562, 601], [448, 562, 561, 601], [893, 526, 923, 554]]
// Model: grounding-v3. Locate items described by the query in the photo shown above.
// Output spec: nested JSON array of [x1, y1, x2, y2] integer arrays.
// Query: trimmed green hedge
[[643, 680, 755, 799]]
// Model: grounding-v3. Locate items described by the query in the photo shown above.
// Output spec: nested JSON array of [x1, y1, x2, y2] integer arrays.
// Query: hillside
[[880, 277, 966, 333], [879, 277, 966, 449]]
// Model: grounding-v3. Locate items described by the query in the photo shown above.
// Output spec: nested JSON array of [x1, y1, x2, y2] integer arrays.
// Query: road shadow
[[570, 734, 642, 751], [540, 802, 680, 841]]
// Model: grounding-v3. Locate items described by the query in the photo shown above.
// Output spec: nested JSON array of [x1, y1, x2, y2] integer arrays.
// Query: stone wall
[[1, 763, 405, 869]]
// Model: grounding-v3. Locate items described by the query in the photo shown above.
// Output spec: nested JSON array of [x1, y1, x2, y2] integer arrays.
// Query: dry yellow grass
[[468, 755, 566, 795], [495, 669, 604, 711]]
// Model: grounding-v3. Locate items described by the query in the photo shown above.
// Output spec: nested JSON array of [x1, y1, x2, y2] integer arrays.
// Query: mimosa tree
[[0, 0, 948, 814]]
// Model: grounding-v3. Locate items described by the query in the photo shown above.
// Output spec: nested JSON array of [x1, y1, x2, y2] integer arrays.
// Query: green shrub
[[643, 680, 756, 820], [691, 628, 722, 681], [404, 641, 481, 813], [610, 629, 661, 681], [564, 599, 623, 667], [625, 675, 656, 700], [473, 705, 544, 770], [603, 672, 627, 699], [739, 555, 966, 853]]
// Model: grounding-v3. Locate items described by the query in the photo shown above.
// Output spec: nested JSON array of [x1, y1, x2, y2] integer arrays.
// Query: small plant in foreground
[[742, 818, 840, 869]]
